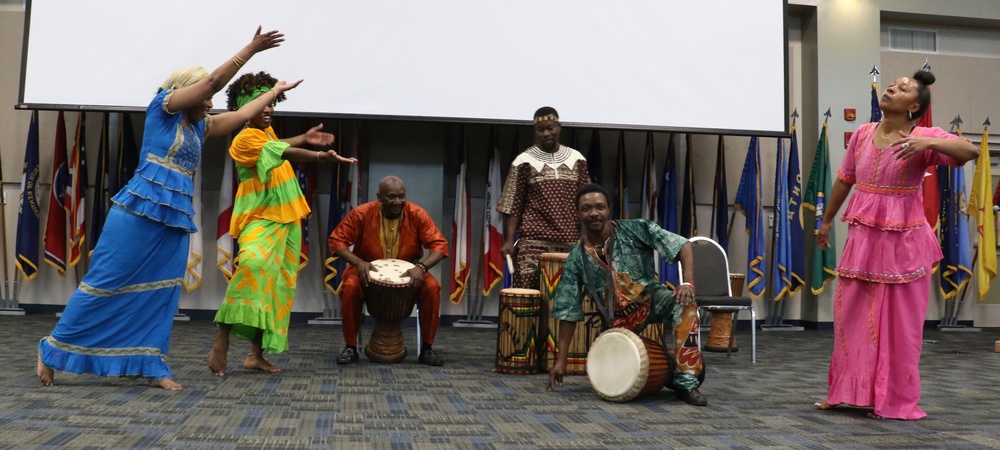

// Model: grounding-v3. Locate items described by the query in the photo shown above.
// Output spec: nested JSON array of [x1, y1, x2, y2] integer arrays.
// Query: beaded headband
[[534, 114, 559, 124]]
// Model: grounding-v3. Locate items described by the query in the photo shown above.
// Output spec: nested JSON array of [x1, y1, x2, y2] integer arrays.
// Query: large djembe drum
[[705, 273, 745, 352], [363, 259, 418, 363], [538, 252, 602, 374], [495, 288, 542, 374], [587, 328, 673, 402]]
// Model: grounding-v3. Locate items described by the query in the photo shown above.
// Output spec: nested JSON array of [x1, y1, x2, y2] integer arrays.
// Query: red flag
[[43, 112, 69, 275], [68, 113, 87, 268], [482, 128, 504, 295]]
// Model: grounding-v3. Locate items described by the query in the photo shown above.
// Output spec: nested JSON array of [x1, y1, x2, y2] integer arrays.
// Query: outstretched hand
[[272, 79, 303, 95], [316, 150, 358, 164], [303, 124, 335, 146], [248, 26, 285, 54]]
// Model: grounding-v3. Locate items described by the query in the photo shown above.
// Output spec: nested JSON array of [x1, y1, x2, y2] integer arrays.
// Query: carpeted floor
[[2, 315, 999, 449]]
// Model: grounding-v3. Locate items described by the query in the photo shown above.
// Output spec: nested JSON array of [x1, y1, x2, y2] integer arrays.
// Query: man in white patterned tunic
[[498, 107, 590, 289]]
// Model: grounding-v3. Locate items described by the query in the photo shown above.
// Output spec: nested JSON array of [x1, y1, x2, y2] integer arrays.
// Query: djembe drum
[[495, 288, 542, 374], [587, 328, 673, 402], [363, 258, 418, 363], [538, 252, 603, 374], [705, 273, 745, 352]]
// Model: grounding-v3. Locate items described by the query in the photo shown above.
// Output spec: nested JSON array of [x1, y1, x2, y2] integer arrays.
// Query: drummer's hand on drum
[[404, 267, 425, 290], [674, 283, 696, 306], [355, 261, 376, 287], [547, 360, 566, 391]]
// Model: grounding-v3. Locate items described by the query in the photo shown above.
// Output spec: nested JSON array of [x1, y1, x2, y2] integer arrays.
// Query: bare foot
[[149, 378, 183, 391], [867, 412, 887, 420], [243, 353, 281, 373], [37, 351, 54, 386], [208, 342, 228, 376], [814, 401, 839, 410]]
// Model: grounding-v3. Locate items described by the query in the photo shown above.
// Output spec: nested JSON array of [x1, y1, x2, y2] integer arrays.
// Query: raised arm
[[207, 79, 302, 138], [166, 26, 283, 113]]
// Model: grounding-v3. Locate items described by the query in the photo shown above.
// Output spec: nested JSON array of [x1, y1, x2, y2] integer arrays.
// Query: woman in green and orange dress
[[208, 71, 356, 376]]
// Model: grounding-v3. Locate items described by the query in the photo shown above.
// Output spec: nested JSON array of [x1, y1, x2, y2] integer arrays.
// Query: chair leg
[[696, 308, 704, 351], [750, 308, 757, 365], [726, 311, 737, 358]]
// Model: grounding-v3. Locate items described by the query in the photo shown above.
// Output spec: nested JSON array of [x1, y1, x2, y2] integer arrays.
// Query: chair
[[678, 236, 756, 364]]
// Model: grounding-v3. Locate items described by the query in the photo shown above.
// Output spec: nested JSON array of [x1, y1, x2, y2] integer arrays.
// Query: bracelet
[[415, 262, 428, 273], [679, 282, 695, 290], [232, 55, 246, 69], [315, 151, 322, 162]]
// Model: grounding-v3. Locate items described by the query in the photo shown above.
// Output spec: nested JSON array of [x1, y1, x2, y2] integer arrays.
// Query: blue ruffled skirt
[[39, 206, 189, 380]]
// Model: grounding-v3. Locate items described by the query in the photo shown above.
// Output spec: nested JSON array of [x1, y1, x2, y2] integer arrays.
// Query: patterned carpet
[[2, 315, 1000, 449]]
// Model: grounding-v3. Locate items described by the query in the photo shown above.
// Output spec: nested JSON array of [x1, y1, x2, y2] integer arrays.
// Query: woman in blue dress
[[37, 26, 301, 391]]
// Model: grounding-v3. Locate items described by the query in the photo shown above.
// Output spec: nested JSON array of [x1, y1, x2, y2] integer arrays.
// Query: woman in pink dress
[[814, 70, 979, 420]]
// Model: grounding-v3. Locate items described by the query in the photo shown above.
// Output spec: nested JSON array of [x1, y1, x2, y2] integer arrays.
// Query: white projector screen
[[19, 0, 788, 136]]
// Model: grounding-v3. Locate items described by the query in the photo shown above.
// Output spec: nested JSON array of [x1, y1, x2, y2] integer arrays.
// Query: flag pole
[[0, 182, 10, 305]]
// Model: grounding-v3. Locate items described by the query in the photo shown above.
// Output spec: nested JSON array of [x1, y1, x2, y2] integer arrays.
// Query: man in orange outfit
[[329, 176, 449, 366]]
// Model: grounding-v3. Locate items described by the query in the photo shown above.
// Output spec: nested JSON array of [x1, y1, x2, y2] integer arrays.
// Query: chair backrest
[[678, 237, 732, 297]]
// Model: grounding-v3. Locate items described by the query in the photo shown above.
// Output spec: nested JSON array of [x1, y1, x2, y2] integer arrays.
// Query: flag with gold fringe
[[787, 125, 806, 294], [482, 127, 504, 296], [937, 161, 971, 299], [772, 138, 793, 301], [15, 111, 41, 282], [43, 112, 68, 276], [804, 123, 837, 295], [734, 136, 765, 299], [184, 160, 204, 291], [450, 133, 471, 304], [970, 122, 996, 299], [68, 113, 87, 268]]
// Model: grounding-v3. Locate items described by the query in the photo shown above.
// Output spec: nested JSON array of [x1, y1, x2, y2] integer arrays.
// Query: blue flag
[[15, 112, 41, 281], [681, 134, 697, 238], [613, 131, 628, 219], [657, 134, 679, 288], [735, 136, 765, 299], [787, 126, 806, 294], [869, 82, 882, 123], [772, 138, 793, 300], [937, 164, 972, 298], [588, 129, 602, 185], [712, 136, 729, 252], [324, 124, 346, 294]]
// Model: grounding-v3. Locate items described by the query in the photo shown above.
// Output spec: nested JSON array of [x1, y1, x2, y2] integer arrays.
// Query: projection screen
[[19, 0, 788, 136]]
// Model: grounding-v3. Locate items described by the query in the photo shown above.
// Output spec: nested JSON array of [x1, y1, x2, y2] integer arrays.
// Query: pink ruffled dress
[[826, 122, 966, 420]]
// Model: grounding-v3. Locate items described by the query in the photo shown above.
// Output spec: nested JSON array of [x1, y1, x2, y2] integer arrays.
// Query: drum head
[[369, 259, 416, 285], [500, 288, 542, 297], [539, 252, 569, 261], [587, 330, 643, 399]]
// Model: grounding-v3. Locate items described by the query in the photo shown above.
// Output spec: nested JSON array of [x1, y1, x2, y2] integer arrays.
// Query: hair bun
[[913, 70, 936, 87]]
